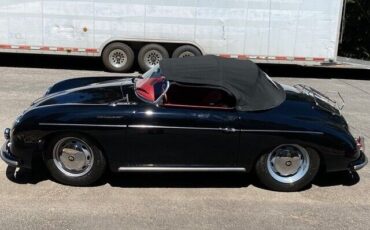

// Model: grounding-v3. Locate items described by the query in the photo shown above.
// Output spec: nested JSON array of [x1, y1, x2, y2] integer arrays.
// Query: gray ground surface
[[0, 67, 369, 230]]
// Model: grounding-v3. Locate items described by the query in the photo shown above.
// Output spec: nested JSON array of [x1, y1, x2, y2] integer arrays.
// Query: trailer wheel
[[172, 45, 202, 58], [102, 42, 134, 73], [138, 44, 169, 72]]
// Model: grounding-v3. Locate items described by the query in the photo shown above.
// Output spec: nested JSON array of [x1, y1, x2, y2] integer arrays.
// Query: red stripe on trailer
[[0, 46, 329, 61], [219, 54, 231, 58], [0, 44, 99, 54], [237, 55, 249, 60], [86, 48, 98, 53], [0, 44, 11, 49], [19, 45, 30, 50], [65, 48, 77, 52], [275, 56, 288, 60], [313, 57, 325, 62], [220, 54, 326, 63]]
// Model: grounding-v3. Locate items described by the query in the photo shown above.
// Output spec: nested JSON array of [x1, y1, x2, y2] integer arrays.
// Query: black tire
[[255, 145, 320, 192], [138, 43, 169, 72], [102, 42, 134, 73], [172, 45, 202, 58], [45, 134, 106, 186]]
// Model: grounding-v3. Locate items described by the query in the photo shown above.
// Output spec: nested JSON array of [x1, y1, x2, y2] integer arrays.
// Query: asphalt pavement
[[0, 64, 369, 230]]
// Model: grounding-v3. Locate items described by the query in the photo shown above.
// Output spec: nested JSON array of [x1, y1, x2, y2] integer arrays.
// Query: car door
[[125, 104, 239, 167]]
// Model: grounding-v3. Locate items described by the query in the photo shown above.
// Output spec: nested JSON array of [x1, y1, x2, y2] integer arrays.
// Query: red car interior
[[135, 76, 166, 102], [163, 83, 236, 109]]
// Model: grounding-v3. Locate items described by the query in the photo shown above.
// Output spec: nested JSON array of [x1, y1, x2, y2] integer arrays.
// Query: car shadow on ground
[[5, 166, 49, 185], [105, 171, 254, 188], [5, 166, 360, 190], [313, 170, 360, 187]]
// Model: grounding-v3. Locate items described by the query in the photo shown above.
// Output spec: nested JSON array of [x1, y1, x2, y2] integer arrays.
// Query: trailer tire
[[172, 45, 202, 58], [102, 42, 134, 73], [138, 44, 169, 72]]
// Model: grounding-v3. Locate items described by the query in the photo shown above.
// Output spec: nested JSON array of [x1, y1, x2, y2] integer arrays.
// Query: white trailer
[[0, 0, 344, 72]]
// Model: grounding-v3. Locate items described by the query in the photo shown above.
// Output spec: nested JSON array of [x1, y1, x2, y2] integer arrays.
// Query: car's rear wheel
[[138, 43, 169, 72], [102, 42, 134, 72], [255, 144, 320, 192], [45, 134, 106, 186]]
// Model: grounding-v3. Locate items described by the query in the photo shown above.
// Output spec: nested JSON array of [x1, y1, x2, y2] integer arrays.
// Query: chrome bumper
[[0, 141, 19, 167], [351, 151, 368, 171]]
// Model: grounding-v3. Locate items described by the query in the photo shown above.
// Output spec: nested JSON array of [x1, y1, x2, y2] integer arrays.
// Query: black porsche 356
[[1, 56, 367, 191]]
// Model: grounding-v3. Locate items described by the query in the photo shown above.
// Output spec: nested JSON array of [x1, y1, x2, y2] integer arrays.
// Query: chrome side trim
[[240, 129, 324, 135], [118, 167, 246, 172], [128, 125, 324, 135], [39, 123, 127, 128], [128, 124, 223, 131], [38, 123, 323, 134]]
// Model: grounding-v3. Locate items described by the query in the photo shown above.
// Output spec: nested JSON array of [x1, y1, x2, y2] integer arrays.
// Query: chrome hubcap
[[178, 51, 195, 58], [144, 50, 163, 68], [109, 49, 128, 68], [267, 145, 310, 183], [53, 137, 94, 177]]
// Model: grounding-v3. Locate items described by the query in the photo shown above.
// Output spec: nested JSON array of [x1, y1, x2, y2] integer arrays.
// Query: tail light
[[356, 136, 365, 152]]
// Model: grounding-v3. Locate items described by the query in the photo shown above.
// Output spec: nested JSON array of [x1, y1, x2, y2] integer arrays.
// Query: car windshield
[[135, 65, 169, 103]]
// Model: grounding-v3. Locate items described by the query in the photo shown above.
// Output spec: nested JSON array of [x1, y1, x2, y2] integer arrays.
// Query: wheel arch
[[246, 141, 326, 173], [40, 130, 111, 169]]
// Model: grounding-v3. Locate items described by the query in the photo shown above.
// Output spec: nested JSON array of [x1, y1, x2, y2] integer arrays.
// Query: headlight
[[4, 128, 10, 140]]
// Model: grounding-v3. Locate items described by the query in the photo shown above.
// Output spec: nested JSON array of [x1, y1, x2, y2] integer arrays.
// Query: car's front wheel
[[45, 134, 106, 186], [255, 144, 320, 192]]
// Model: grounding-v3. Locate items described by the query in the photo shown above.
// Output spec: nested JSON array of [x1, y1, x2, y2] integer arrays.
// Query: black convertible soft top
[[160, 55, 286, 111]]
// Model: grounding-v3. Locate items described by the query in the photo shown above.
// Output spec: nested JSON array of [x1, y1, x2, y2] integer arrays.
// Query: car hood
[[30, 77, 134, 108]]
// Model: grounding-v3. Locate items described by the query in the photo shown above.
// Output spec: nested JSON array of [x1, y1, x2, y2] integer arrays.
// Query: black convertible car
[[1, 56, 367, 191]]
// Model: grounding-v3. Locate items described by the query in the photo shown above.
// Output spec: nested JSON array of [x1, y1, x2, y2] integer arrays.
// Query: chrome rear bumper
[[0, 141, 19, 167]]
